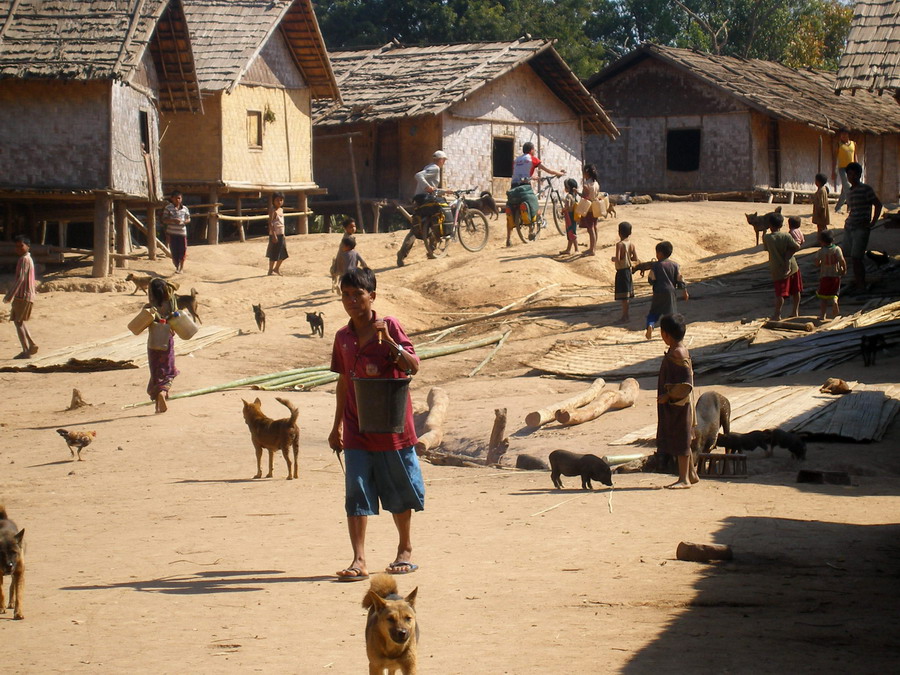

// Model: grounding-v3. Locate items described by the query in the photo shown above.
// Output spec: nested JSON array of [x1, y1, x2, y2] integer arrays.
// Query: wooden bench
[[697, 452, 748, 477], [753, 186, 838, 205]]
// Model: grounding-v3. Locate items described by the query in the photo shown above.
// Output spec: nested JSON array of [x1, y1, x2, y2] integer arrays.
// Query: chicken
[[56, 428, 96, 461]]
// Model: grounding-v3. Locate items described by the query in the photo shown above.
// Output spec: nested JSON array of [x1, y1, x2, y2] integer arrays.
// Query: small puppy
[[464, 191, 499, 219], [306, 311, 324, 338], [768, 428, 807, 460], [0, 505, 25, 620], [606, 196, 617, 219], [716, 430, 771, 454], [745, 206, 782, 246], [241, 397, 299, 480], [125, 273, 153, 295], [549, 449, 612, 490], [691, 391, 731, 461], [820, 378, 852, 395], [176, 288, 201, 324], [253, 304, 266, 332], [364, 574, 419, 675], [861, 334, 887, 367]]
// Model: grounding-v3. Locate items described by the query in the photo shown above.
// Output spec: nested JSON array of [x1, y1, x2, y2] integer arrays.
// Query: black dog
[[176, 288, 201, 324], [861, 334, 887, 367], [691, 391, 731, 462], [465, 191, 499, 219], [549, 450, 612, 490], [768, 428, 807, 460], [253, 304, 266, 332], [716, 430, 771, 454], [306, 311, 324, 338]]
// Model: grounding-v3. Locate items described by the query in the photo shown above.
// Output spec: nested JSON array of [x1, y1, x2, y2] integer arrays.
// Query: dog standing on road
[[464, 191, 499, 220], [364, 574, 419, 675], [241, 397, 299, 480], [253, 304, 266, 332], [0, 505, 25, 620], [125, 273, 154, 295], [745, 207, 783, 246], [306, 311, 324, 338], [176, 288, 201, 324]]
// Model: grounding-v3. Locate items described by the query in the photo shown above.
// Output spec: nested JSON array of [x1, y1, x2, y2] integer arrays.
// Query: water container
[[352, 376, 411, 434], [128, 307, 155, 335], [169, 310, 198, 340]]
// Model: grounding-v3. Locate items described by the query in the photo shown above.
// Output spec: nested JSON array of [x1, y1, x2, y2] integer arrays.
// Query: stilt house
[[0, 0, 202, 277], [159, 0, 339, 241], [836, 0, 900, 103], [312, 38, 618, 231], [586, 44, 900, 202]]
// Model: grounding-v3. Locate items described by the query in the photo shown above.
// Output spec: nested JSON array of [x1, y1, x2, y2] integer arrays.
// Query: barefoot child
[[331, 218, 357, 291], [763, 213, 802, 320], [266, 192, 289, 276], [657, 313, 698, 489], [329, 268, 425, 581], [814, 229, 846, 321], [558, 178, 580, 255], [643, 241, 688, 339], [611, 221, 638, 323], [334, 235, 368, 278], [812, 173, 830, 233], [575, 164, 602, 256], [788, 216, 805, 247], [3, 235, 38, 359]]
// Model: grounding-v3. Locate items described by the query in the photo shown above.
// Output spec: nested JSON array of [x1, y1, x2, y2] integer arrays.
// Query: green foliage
[[312, 0, 853, 77]]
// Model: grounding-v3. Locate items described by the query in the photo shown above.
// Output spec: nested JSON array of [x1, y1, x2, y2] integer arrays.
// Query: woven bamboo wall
[[159, 96, 223, 184], [110, 82, 160, 198], [0, 80, 109, 189]]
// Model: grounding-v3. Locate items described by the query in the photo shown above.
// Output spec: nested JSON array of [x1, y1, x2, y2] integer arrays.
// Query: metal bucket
[[128, 307, 155, 335], [352, 377, 411, 434]]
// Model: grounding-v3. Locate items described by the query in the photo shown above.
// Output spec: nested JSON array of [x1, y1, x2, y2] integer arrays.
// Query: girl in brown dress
[[656, 313, 698, 488]]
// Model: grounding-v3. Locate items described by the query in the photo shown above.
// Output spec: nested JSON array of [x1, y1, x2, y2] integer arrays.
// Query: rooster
[[56, 428, 96, 461]]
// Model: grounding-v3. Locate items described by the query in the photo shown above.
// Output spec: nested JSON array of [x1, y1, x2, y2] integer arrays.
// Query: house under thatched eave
[[586, 43, 900, 201], [836, 0, 900, 99]]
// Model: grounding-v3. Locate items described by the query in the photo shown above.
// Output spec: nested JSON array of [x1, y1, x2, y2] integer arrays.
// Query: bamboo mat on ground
[[528, 321, 762, 379], [0, 326, 239, 373], [609, 383, 899, 446]]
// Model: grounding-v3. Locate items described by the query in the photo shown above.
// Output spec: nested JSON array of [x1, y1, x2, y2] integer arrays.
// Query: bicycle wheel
[[423, 217, 451, 258], [458, 209, 489, 252], [515, 211, 540, 243], [551, 194, 566, 236]]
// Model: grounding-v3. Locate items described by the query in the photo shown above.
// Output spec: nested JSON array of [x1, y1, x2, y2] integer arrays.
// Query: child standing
[[814, 229, 846, 321], [266, 192, 289, 276], [162, 191, 190, 273], [3, 234, 38, 359], [329, 267, 425, 581], [334, 235, 368, 278], [576, 164, 601, 256], [656, 313, 698, 489], [611, 221, 638, 323], [644, 241, 688, 340], [763, 214, 802, 320], [558, 178, 580, 256], [331, 218, 358, 292], [812, 173, 830, 233], [146, 278, 178, 414], [788, 216, 805, 247]]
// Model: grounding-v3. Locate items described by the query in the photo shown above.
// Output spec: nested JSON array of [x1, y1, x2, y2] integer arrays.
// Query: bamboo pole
[[468, 330, 511, 377], [525, 378, 605, 428]]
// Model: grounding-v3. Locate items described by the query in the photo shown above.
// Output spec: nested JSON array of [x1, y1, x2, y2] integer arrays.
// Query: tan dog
[[241, 397, 299, 480], [125, 273, 153, 295], [820, 378, 852, 395], [0, 505, 25, 620], [176, 288, 201, 324], [364, 574, 419, 675]]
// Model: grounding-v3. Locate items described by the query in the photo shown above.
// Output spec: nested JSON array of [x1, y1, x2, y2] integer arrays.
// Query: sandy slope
[[1, 201, 899, 673]]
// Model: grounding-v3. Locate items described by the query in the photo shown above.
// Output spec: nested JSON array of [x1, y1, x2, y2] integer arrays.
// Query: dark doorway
[[492, 137, 514, 177], [666, 129, 701, 172]]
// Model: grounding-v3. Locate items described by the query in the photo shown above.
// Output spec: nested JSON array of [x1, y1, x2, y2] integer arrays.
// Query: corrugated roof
[[836, 0, 900, 94], [588, 43, 900, 134], [182, 0, 339, 100], [0, 0, 202, 112], [313, 38, 618, 137]]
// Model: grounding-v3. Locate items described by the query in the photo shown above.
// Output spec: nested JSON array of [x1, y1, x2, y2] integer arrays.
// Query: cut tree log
[[67, 388, 89, 410], [525, 378, 605, 428], [555, 378, 639, 426], [764, 319, 814, 332], [414, 387, 449, 455], [676, 541, 733, 562], [485, 408, 508, 465]]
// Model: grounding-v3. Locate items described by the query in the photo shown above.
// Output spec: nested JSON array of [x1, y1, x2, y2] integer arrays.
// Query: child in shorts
[[558, 178, 580, 256], [814, 229, 846, 321], [611, 221, 638, 323], [643, 241, 688, 340], [266, 192, 289, 276], [329, 267, 424, 581], [763, 214, 802, 320]]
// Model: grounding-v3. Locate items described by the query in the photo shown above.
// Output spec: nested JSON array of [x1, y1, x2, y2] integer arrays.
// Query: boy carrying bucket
[[328, 267, 424, 582]]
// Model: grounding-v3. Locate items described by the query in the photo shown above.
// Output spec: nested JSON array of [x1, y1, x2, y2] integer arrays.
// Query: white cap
[[433, 150, 448, 160]]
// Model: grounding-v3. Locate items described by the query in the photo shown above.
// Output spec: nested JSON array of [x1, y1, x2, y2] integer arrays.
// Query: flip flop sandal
[[385, 562, 418, 575], [336, 567, 369, 582]]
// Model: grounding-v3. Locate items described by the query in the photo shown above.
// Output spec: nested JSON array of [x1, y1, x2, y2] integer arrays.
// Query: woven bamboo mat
[[0, 326, 239, 373], [528, 321, 762, 379]]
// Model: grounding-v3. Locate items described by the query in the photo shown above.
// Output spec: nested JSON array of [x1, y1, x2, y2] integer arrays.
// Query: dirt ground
[[2, 201, 899, 673]]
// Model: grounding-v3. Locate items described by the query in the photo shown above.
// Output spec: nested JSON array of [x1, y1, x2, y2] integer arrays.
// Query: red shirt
[[330, 313, 419, 451]]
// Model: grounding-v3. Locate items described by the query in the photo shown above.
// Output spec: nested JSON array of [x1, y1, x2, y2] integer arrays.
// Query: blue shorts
[[344, 447, 425, 517]]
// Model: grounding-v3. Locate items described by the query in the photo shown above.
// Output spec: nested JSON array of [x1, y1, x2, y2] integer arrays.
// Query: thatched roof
[[182, 0, 339, 100], [313, 38, 618, 137], [588, 43, 900, 135], [836, 0, 900, 94], [0, 0, 202, 112]]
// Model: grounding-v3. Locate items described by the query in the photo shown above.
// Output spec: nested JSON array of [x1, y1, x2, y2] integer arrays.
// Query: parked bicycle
[[536, 175, 566, 236]]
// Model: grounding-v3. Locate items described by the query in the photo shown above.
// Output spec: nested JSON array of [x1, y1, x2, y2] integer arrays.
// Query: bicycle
[[398, 188, 490, 263], [536, 175, 566, 236]]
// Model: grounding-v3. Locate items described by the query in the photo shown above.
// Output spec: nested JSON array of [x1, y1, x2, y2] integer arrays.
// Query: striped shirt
[[6, 251, 36, 302], [163, 203, 190, 237], [845, 182, 878, 229]]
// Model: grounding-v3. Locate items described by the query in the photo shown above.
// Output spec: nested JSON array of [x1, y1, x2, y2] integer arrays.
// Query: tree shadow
[[61, 569, 333, 595]]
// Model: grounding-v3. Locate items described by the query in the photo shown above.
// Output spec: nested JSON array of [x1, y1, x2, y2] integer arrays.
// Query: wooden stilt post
[[92, 192, 112, 278], [297, 192, 308, 234], [146, 206, 157, 260], [114, 200, 128, 268], [39, 220, 47, 245], [58, 220, 68, 249], [347, 136, 366, 232], [207, 186, 219, 245], [236, 196, 245, 242]]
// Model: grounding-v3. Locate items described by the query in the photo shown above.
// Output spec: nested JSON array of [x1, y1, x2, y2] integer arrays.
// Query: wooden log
[[525, 378, 605, 428], [114, 200, 128, 269], [676, 541, 733, 562], [485, 408, 508, 465], [207, 186, 219, 245], [555, 378, 639, 426], [126, 210, 171, 257], [414, 387, 449, 455], [92, 192, 112, 278], [418, 449, 484, 468], [146, 207, 157, 260], [764, 319, 814, 332]]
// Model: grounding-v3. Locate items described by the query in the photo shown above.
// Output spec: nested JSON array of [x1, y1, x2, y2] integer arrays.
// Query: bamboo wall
[[110, 81, 160, 198], [159, 95, 223, 183]]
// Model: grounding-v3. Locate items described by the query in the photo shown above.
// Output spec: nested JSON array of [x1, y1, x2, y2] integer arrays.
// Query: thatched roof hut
[[836, 0, 900, 97]]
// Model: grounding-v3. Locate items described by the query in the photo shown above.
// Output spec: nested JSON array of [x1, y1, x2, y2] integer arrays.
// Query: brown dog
[[0, 505, 25, 620], [745, 207, 782, 246], [464, 190, 500, 220], [125, 273, 153, 295], [364, 574, 419, 675], [241, 397, 299, 480], [176, 288, 201, 324]]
